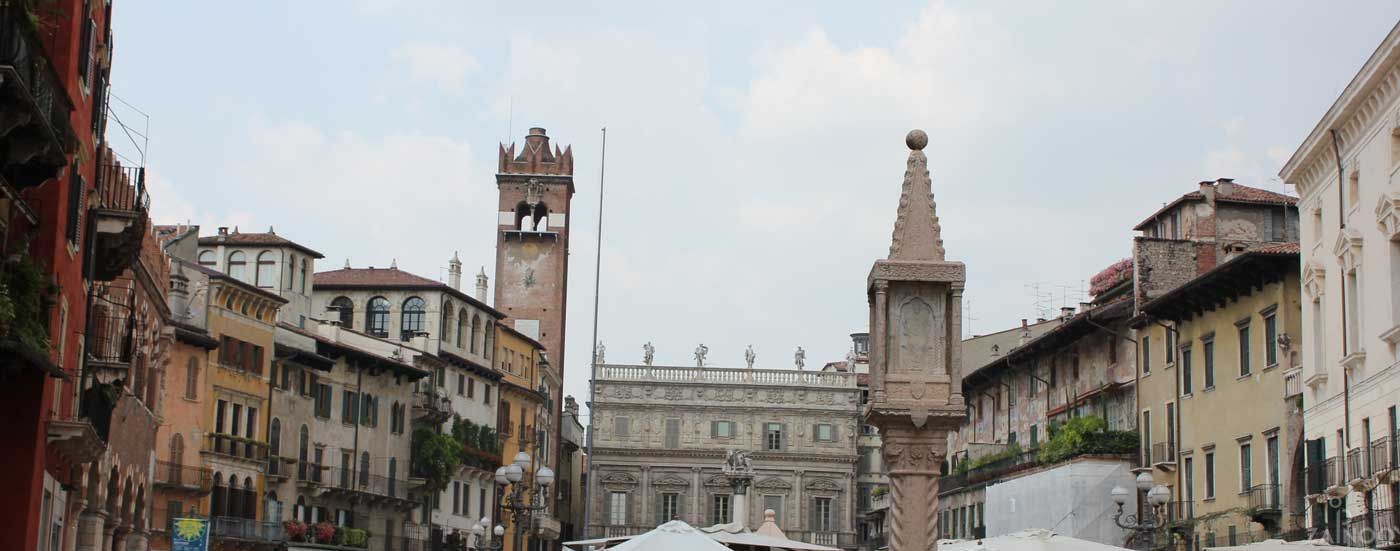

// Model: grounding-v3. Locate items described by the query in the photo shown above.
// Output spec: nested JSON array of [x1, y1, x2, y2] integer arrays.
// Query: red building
[[0, 1, 163, 550]]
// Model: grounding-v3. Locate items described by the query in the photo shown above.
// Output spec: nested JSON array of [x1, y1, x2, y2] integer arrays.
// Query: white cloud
[[741, 1, 1021, 141], [391, 41, 479, 96]]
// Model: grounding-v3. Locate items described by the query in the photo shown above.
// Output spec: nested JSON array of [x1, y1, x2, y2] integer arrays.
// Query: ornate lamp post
[[494, 451, 555, 551], [470, 517, 506, 551], [1111, 472, 1173, 551]]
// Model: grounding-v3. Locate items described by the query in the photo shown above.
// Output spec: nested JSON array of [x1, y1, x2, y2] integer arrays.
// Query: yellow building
[[1137, 244, 1304, 547], [494, 323, 552, 550], [200, 263, 287, 545]]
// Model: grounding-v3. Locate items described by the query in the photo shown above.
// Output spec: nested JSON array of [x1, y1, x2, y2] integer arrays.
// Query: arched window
[[401, 297, 426, 341], [301, 258, 310, 293], [366, 297, 390, 338], [243, 476, 256, 520], [532, 203, 550, 231], [330, 296, 354, 328], [227, 251, 247, 281], [442, 306, 453, 347], [284, 254, 293, 290], [269, 419, 282, 476], [457, 308, 467, 348], [388, 457, 398, 498], [211, 473, 226, 517], [185, 357, 199, 399], [298, 426, 310, 480], [198, 250, 216, 267], [359, 452, 370, 486], [266, 492, 281, 524], [516, 202, 532, 231], [295, 496, 307, 523], [470, 314, 481, 354], [256, 251, 276, 288]]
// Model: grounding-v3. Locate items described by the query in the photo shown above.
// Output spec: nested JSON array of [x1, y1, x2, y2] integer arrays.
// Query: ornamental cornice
[[589, 447, 857, 465], [1303, 261, 1327, 299], [754, 477, 792, 490], [1283, 30, 1400, 199], [1333, 228, 1364, 272], [805, 478, 842, 492], [1376, 192, 1400, 241], [652, 475, 691, 487]]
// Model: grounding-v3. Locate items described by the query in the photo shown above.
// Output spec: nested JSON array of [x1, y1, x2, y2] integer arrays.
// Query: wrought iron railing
[[1347, 449, 1364, 482], [1152, 441, 1176, 465], [320, 466, 409, 500], [86, 308, 136, 367], [95, 164, 148, 213], [1165, 500, 1194, 525], [210, 517, 282, 542], [0, 1, 76, 151], [1371, 435, 1394, 476], [1247, 484, 1281, 512], [205, 433, 268, 462], [154, 460, 212, 492]]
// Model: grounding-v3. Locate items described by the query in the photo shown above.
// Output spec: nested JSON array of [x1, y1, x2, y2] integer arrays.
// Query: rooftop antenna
[[507, 95, 514, 144], [1026, 282, 1053, 320], [964, 298, 978, 339]]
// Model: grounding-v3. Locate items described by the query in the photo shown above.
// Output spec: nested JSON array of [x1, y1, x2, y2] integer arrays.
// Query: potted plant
[[283, 520, 307, 541], [313, 522, 336, 543]]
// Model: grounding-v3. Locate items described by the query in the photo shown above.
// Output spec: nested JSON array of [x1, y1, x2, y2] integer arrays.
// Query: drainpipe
[[351, 358, 364, 527], [1329, 129, 1352, 454]]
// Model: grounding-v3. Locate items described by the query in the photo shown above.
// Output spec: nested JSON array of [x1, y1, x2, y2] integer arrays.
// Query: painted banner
[[170, 517, 210, 551]]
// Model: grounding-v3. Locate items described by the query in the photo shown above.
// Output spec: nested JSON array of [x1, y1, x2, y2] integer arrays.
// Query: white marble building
[[1280, 21, 1400, 547], [588, 360, 861, 549]]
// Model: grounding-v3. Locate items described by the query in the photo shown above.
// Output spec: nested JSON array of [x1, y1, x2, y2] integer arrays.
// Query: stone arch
[[86, 462, 104, 505], [104, 466, 120, 517], [133, 484, 147, 530]]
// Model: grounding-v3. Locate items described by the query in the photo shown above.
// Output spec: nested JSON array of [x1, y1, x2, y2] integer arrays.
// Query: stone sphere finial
[[764, 509, 776, 522], [906, 129, 928, 151]]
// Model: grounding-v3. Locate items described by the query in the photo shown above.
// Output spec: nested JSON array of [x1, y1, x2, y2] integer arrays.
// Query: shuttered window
[[664, 419, 681, 449]]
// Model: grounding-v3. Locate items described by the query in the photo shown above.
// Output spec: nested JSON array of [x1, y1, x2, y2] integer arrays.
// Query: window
[[1346, 268, 1362, 352], [765, 423, 785, 451], [456, 308, 467, 347], [1184, 456, 1195, 502], [470, 315, 482, 353], [1009, 380, 1017, 407], [1229, 525, 1238, 546], [452, 482, 461, 514], [1237, 320, 1251, 377], [198, 250, 216, 267], [297, 425, 310, 480], [1240, 443, 1252, 492], [401, 297, 426, 341], [659, 493, 680, 524], [1205, 451, 1216, 499], [301, 258, 310, 293], [664, 418, 681, 449], [712, 494, 731, 524], [342, 390, 358, 423], [1166, 328, 1176, 364], [1166, 402, 1176, 457], [1107, 335, 1118, 364], [1049, 358, 1058, 388], [256, 251, 276, 288], [359, 452, 370, 486], [467, 378, 475, 398], [815, 423, 836, 442], [1181, 346, 1193, 395], [1263, 311, 1278, 367], [483, 385, 490, 404], [1030, 424, 1039, 448], [227, 251, 247, 281], [330, 297, 353, 328], [763, 495, 784, 523], [366, 297, 390, 338], [456, 374, 464, 396], [1143, 336, 1152, 375], [315, 384, 332, 419], [65, 173, 83, 242], [1143, 410, 1152, 463], [1202, 338, 1215, 389], [185, 357, 199, 399], [712, 420, 735, 438], [812, 497, 833, 531], [614, 417, 630, 437], [608, 492, 628, 526]]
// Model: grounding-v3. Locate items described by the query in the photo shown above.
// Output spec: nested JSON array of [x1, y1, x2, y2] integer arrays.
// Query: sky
[[109, 1, 1400, 421]]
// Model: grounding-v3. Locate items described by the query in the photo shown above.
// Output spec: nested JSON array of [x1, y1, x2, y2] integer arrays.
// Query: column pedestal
[[75, 510, 107, 551], [879, 424, 950, 551], [122, 530, 148, 551]]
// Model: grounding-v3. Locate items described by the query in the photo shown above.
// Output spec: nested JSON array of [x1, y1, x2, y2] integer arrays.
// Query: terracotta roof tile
[[198, 231, 324, 258], [1253, 242, 1301, 255], [1134, 182, 1297, 230], [314, 267, 504, 318]]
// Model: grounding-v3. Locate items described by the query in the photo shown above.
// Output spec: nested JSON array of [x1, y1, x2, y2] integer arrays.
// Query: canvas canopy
[[1206, 539, 1372, 551], [940, 528, 1133, 551]]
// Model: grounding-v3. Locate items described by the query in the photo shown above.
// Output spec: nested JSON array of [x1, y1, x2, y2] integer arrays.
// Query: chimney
[[1199, 181, 1216, 203], [526, 127, 550, 149], [475, 268, 489, 301], [1216, 177, 1236, 196], [447, 252, 463, 290], [1060, 306, 1076, 319], [565, 396, 579, 418], [1079, 302, 1092, 313], [217, 226, 229, 237], [1019, 319, 1031, 346]]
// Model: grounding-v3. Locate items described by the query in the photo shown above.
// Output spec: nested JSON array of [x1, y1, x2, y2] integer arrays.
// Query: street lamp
[[1111, 472, 1173, 551], [495, 453, 555, 551], [470, 518, 507, 551]]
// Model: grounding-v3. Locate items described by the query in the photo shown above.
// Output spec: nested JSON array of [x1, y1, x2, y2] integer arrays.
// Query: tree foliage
[[412, 427, 462, 493]]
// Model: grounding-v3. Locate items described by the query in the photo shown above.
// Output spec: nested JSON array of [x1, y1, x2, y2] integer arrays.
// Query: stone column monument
[[866, 130, 967, 550]]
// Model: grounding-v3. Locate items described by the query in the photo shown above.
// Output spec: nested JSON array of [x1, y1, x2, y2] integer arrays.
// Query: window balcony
[[1282, 367, 1303, 398], [210, 516, 283, 544], [86, 307, 138, 372], [153, 460, 213, 494], [90, 165, 150, 281], [0, 1, 76, 190], [320, 466, 413, 506], [1371, 435, 1395, 477], [1152, 441, 1177, 469], [203, 433, 268, 464], [411, 391, 452, 424]]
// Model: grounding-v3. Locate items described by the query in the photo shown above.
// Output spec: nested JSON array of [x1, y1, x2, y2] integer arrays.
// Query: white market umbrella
[[940, 529, 1134, 551], [606, 520, 734, 551], [1206, 539, 1371, 551]]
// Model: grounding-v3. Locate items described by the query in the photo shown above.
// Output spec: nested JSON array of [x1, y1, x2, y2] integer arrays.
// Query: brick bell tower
[[494, 126, 574, 462]]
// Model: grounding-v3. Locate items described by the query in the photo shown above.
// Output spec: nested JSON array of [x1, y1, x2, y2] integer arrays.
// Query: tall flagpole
[[582, 126, 607, 539]]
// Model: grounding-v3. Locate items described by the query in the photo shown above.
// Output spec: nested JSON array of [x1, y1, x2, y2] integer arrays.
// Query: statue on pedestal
[[694, 343, 709, 367], [642, 342, 655, 366], [744, 345, 756, 369]]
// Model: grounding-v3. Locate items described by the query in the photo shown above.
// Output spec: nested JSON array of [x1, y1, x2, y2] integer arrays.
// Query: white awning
[[941, 529, 1134, 551]]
